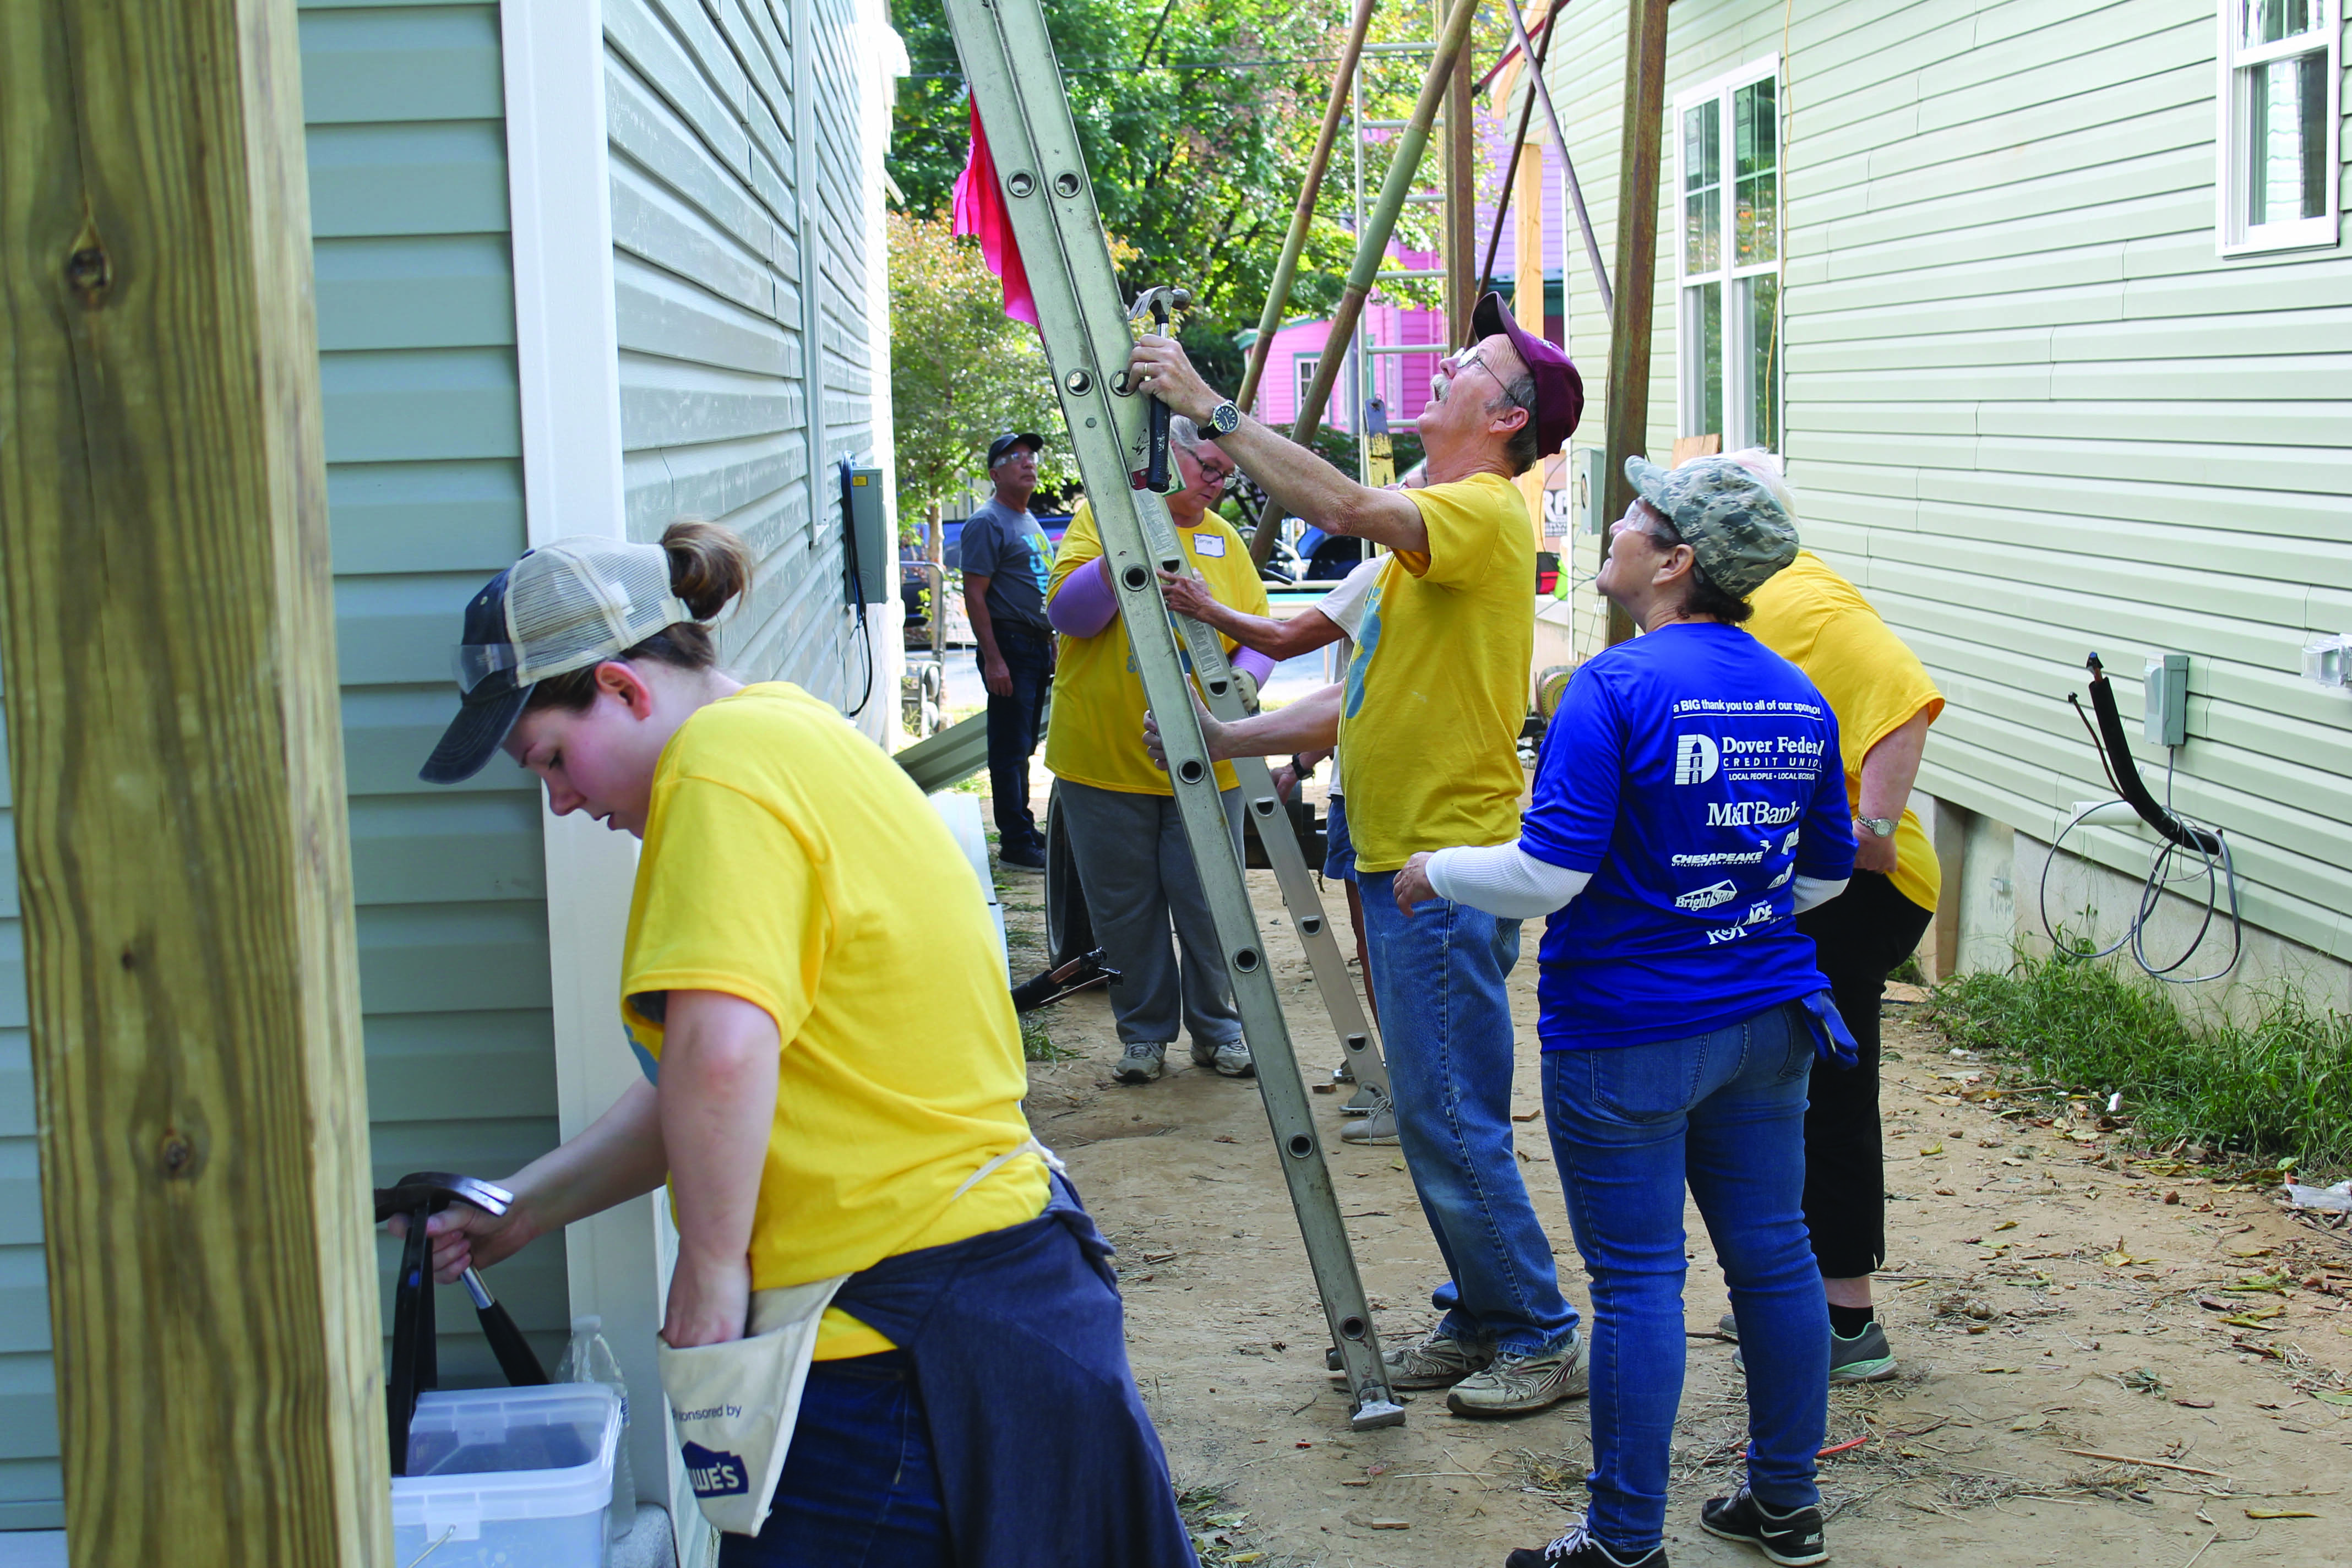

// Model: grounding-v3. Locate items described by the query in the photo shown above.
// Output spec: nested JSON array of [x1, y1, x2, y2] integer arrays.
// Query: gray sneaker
[[1446, 1334, 1589, 1418], [1729, 1320, 1900, 1384], [1340, 1105, 1400, 1145], [1381, 1329, 1491, 1391], [1113, 1043, 1167, 1085], [1208, 1041, 1254, 1077]]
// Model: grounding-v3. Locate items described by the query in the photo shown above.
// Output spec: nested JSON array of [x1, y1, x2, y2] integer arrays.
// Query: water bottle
[[560, 1314, 636, 1541]]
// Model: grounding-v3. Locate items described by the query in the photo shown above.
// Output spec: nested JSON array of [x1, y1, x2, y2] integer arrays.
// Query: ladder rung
[[1403, 192, 1447, 204], [1373, 268, 1446, 281], [1360, 117, 1410, 130], [1365, 343, 1446, 355], [1362, 41, 1437, 55]]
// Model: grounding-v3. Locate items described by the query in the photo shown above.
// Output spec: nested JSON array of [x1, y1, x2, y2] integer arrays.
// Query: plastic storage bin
[[392, 1382, 621, 1568]]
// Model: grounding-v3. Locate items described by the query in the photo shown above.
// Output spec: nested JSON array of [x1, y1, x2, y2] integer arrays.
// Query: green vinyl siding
[[608, 0, 876, 693], [0, 0, 565, 1533], [1538, 0, 2351, 966]]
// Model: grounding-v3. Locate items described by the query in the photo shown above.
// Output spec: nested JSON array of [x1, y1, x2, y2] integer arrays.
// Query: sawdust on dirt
[[988, 786, 2352, 1568]]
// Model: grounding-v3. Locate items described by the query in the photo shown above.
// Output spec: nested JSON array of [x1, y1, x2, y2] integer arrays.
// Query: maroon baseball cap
[[1470, 291, 1584, 456]]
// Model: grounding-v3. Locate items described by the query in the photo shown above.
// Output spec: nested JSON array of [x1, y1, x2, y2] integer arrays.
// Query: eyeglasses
[[1186, 451, 1234, 487], [1443, 346, 1532, 411]]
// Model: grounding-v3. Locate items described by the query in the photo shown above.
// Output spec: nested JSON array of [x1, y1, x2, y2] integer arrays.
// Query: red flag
[[951, 98, 1039, 327]]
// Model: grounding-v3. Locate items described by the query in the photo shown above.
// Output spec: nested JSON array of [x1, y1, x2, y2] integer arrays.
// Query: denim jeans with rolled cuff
[[1542, 1000, 1828, 1555], [1357, 870, 1578, 1358], [984, 622, 1054, 854]]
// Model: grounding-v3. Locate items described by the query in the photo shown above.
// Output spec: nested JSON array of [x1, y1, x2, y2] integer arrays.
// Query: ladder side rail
[[941, 0, 1403, 1430]]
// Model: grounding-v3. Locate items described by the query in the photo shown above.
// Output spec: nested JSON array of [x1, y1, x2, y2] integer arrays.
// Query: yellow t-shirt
[[1745, 551, 1945, 913], [619, 683, 1047, 1359], [1042, 500, 1271, 794], [1338, 472, 1534, 873]]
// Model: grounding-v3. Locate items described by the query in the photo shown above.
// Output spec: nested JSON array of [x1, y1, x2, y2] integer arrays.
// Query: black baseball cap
[[988, 432, 1045, 468]]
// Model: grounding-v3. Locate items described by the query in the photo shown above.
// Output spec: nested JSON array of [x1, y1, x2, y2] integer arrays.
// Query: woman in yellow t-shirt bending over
[[408, 524, 1194, 1567]]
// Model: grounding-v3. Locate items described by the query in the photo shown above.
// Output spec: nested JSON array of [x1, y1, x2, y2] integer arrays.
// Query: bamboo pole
[[1236, 0, 1379, 415], [0, 0, 389, 1562], [1602, 0, 1671, 645], [1248, 0, 1482, 566]]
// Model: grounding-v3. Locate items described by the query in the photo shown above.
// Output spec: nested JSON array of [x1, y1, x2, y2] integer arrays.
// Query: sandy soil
[[990, 791, 2352, 1568]]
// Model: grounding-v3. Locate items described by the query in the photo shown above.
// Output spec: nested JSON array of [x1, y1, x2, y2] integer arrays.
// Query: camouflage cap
[[1624, 454, 1799, 597]]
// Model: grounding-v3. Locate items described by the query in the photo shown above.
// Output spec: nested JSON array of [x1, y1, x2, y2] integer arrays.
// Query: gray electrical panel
[[845, 465, 891, 604], [1577, 445, 1607, 535], [2143, 651, 2188, 748]]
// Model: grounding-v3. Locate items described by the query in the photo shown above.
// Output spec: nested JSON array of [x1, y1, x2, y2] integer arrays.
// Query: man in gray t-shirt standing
[[961, 431, 1057, 870]]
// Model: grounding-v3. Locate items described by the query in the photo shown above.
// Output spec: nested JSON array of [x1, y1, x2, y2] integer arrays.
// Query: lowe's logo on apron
[[682, 1441, 752, 1498]]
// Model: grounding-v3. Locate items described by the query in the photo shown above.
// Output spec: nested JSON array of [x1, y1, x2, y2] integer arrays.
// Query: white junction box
[[2142, 652, 2188, 748], [394, 1383, 622, 1568]]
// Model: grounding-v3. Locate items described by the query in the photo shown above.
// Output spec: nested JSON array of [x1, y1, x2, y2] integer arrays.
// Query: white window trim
[[2214, 0, 2343, 255], [1295, 353, 1321, 417], [1673, 55, 1782, 450]]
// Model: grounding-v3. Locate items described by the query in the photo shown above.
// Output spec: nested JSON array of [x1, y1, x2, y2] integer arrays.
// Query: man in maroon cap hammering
[[1128, 295, 1594, 1419]]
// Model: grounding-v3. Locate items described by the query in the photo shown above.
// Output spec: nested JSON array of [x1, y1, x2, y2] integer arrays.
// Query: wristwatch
[[1855, 815, 1897, 839], [1205, 399, 1241, 438]]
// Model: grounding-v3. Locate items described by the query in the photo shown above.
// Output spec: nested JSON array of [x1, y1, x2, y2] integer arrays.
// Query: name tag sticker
[[1192, 532, 1227, 559]]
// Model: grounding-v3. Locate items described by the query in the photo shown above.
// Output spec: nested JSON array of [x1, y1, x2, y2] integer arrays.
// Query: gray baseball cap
[[1624, 454, 1798, 596]]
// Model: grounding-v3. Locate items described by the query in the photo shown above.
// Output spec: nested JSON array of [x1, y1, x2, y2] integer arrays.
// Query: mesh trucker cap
[[418, 537, 694, 785]]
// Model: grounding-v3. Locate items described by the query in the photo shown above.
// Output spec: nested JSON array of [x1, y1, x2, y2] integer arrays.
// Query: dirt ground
[[987, 785, 2352, 1568]]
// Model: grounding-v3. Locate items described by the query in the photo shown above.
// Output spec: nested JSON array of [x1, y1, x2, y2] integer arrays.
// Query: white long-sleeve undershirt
[[1424, 841, 1848, 922]]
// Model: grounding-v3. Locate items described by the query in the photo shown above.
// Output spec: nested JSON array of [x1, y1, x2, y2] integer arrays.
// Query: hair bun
[[662, 520, 753, 620]]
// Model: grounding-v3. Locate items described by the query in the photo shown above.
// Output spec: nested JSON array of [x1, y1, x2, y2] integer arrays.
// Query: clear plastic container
[[557, 1315, 636, 1542], [392, 1383, 619, 1568]]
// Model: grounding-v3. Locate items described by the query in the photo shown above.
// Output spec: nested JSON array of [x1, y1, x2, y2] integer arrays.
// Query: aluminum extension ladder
[[943, 0, 1404, 1428]]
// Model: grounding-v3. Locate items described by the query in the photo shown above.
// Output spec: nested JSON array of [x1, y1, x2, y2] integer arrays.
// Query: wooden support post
[[1602, 0, 1671, 646], [1444, 0, 1478, 344], [0, 2, 390, 1564], [1514, 144, 1549, 545]]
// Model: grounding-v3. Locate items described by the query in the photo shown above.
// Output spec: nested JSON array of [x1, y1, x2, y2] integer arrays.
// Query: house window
[[2218, 1, 2341, 254], [1295, 355, 1320, 416], [1675, 61, 1780, 453]]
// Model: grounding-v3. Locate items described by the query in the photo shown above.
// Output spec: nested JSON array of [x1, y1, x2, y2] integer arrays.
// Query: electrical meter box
[[2143, 652, 2188, 748], [1576, 446, 1607, 535], [845, 465, 891, 604]]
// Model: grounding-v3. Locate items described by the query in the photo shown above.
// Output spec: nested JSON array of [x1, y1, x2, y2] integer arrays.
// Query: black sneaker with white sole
[[1700, 1485, 1827, 1566], [1504, 1517, 1665, 1568]]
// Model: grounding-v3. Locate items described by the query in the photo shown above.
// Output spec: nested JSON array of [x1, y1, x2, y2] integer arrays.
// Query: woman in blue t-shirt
[[1394, 455, 1856, 1568]]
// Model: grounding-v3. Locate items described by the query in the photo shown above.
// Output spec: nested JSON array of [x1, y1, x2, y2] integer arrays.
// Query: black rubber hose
[[2083, 655, 2221, 854]]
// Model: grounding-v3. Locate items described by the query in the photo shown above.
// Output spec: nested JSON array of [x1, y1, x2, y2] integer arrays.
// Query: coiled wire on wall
[[2041, 653, 2241, 984], [836, 459, 875, 718]]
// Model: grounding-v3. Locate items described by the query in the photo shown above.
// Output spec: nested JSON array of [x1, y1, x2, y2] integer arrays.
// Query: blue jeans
[[719, 1351, 952, 1568], [1358, 872, 1577, 1357], [986, 623, 1053, 852], [1543, 1002, 1828, 1553]]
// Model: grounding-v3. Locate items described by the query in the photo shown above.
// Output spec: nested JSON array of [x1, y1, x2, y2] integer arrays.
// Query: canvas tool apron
[[654, 1137, 1061, 1536]]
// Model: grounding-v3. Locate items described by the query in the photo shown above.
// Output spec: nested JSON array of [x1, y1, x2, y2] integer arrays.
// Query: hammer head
[[1127, 285, 1194, 327], [374, 1170, 515, 1224]]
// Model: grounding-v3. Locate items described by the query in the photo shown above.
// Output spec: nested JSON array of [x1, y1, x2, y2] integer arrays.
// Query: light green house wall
[[607, 0, 878, 695], [1536, 0, 2350, 973]]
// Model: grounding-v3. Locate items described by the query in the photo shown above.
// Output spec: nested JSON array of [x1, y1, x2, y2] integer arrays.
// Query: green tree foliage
[[887, 0, 1499, 332], [888, 210, 1078, 530]]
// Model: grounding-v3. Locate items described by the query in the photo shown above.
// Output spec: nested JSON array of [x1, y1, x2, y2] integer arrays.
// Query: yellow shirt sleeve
[[624, 773, 823, 1042]]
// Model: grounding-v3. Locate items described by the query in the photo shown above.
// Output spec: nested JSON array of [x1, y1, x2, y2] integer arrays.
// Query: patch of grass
[[1925, 949, 2352, 1172], [1173, 1479, 1305, 1567], [1888, 952, 1927, 987], [1019, 1011, 1074, 1063]]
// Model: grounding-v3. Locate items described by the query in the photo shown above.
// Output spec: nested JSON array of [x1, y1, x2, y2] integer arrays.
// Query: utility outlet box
[[845, 465, 891, 603], [1576, 446, 1607, 535], [2143, 652, 2189, 748]]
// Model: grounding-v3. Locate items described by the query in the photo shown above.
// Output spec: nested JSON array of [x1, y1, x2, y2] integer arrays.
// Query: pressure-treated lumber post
[[0, 2, 390, 1563], [1601, 0, 1670, 645], [1443, 0, 1477, 345], [1514, 144, 1549, 541]]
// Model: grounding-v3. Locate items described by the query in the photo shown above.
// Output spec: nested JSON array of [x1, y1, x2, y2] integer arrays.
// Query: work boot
[[1340, 1105, 1400, 1145], [1113, 1043, 1167, 1085], [1379, 1329, 1491, 1390], [1699, 1486, 1827, 1566], [1730, 1320, 1899, 1384], [1447, 1333, 1589, 1418], [1505, 1517, 1667, 1568]]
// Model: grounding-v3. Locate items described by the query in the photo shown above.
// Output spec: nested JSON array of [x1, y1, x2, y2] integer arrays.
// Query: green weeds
[[1925, 950, 2352, 1174]]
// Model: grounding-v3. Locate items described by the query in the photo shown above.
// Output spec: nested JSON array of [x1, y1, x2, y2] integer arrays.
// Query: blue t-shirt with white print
[[1521, 622, 1855, 1050]]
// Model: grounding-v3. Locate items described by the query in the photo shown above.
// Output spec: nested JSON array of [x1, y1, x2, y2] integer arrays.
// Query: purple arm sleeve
[[1047, 556, 1118, 637], [1233, 646, 1277, 685]]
